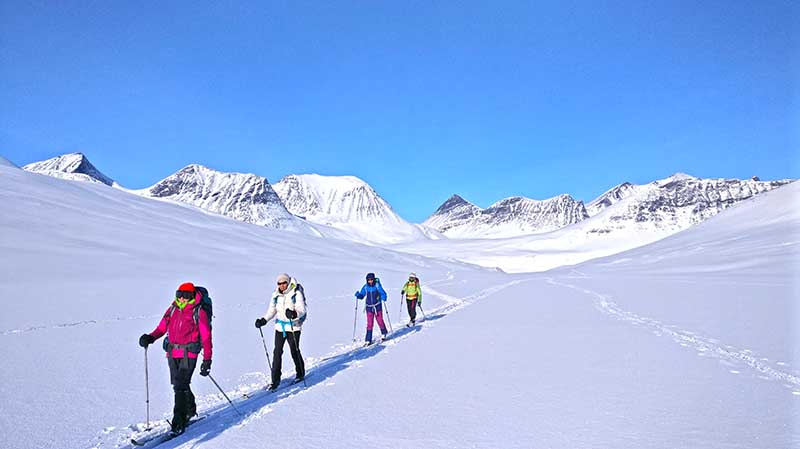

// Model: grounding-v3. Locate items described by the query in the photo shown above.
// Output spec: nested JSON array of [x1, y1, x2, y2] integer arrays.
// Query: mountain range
[[17, 152, 795, 270]]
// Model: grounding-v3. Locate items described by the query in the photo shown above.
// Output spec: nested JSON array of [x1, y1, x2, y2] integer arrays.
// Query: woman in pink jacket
[[139, 282, 212, 435]]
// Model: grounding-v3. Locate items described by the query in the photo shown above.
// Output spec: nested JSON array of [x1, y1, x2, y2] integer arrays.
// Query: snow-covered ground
[[1, 163, 797, 448]]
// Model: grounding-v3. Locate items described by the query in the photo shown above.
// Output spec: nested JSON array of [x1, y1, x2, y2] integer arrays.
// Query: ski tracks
[[91, 275, 524, 449], [546, 277, 800, 396]]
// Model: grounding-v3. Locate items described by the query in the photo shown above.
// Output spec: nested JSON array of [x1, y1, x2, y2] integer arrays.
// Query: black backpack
[[162, 286, 213, 352]]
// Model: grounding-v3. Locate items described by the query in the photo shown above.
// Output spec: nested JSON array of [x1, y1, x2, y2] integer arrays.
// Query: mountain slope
[[0, 155, 19, 168], [23, 152, 115, 185], [0, 162, 490, 449], [137, 165, 316, 234], [399, 176, 795, 272], [274, 174, 429, 243], [424, 193, 589, 239]]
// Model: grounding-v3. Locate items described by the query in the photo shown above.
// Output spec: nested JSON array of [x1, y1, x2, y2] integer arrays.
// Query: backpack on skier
[[162, 286, 213, 352], [273, 282, 308, 323]]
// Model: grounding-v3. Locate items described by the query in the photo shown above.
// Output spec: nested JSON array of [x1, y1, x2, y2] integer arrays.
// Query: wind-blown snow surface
[[1, 162, 798, 448]]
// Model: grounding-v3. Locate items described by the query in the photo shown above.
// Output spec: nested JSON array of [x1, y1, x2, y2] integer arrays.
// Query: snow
[[23, 152, 116, 186], [1, 162, 798, 449], [424, 193, 588, 239], [0, 155, 18, 167], [274, 174, 430, 244], [133, 164, 317, 235]]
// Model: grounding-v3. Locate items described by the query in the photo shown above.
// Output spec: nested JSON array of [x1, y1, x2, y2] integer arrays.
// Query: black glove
[[255, 317, 267, 328], [139, 333, 155, 348], [200, 359, 212, 377], [285, 309, 298, 320]]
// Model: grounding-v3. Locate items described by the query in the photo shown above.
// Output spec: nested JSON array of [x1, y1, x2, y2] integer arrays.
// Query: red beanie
[[177, 282, 195, 292]]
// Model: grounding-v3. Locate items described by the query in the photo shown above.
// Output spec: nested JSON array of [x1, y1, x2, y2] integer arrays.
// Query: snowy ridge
[[584, 173, 793, 235], [23, 152, 115, 185], [399, 176, 795, 273], [424, 193, 588, 239], [274, 174, 429, 244], [586, 181, 637, 216], [138, 165, 315, 234], [0, 155, 18, 168]]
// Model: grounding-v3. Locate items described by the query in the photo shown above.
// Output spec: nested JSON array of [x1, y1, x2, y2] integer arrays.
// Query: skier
[[355, 272, 389, 345], [138, 282, 212, 435], [401, 272, 422, 326], [255, 273, 306, 392]]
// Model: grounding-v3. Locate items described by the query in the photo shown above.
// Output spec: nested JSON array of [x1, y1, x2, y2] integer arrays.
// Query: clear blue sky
[[1, 1, 797, 222]]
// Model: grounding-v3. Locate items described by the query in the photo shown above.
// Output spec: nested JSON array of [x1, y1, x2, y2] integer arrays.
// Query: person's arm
[[263, 296, 277, 321], [355, 285, 365, 299], [378, 283, 388, 302], [149, 307, 171, 340], [198, 308, 213, 360]]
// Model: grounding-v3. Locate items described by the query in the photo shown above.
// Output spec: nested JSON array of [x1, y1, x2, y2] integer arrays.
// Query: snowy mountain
[[424, 193, 589, 239], [583, 173, 793, 234], [22, 152, 115, 185], [138, 165, 316, 234], [401, 175, 795, 273], [273, 174, 430, 244]]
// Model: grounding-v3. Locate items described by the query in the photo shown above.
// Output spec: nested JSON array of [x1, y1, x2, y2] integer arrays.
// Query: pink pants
[[366, 309, 387, 333]]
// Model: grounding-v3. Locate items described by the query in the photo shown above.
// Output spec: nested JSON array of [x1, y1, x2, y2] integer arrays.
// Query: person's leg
[[375, 309, 388, 335], [365, 309, 375, 343], [272, 331, 287, 387], [408, 299, 417, 322], [288, 331, 305, 379], [169, 357, 198, 432]]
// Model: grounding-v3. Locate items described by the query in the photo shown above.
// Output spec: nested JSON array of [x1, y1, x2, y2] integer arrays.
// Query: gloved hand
[[285, 309, 298, 320], [139, 333, 155, 348], [200, 359, 212, 377], [255, 317, 267, 328], [354, 291, 360, 298]]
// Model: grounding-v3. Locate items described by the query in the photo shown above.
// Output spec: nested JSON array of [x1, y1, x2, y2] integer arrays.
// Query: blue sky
[[1, 1, 797, 222]]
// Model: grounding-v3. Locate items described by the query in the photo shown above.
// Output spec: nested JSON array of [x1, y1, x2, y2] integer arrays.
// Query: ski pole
[[399, 294, 403, 322], [258, 327, 273, 374], [144, 346, 151, 430], [418, 302, 426, 320], [287, 321, 307, 387], [207, 374, 243, 416], [352, 296, 359, 342], [383, 300, 393, 334]]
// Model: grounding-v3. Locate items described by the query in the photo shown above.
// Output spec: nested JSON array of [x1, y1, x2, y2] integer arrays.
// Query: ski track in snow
[[547, 277, 800, 394], [89, 275, 525, 449]]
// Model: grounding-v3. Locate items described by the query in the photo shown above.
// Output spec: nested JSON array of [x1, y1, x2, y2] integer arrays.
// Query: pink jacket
[[150, 299, 212, 360]]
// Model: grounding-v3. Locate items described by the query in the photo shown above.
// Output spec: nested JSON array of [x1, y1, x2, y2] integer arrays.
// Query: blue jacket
[[355, 279, 388, 311]]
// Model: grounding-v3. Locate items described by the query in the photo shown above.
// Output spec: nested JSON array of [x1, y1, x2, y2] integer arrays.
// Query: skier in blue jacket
[[355, 272, 389, 344]]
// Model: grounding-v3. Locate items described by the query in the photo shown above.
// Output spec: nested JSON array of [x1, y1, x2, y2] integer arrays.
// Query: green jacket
[[402, 279, 422, 303]]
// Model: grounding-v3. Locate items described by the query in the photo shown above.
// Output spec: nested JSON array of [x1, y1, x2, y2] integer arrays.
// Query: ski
[[265, 373, 311, 394], [130, 416, 206, 447]]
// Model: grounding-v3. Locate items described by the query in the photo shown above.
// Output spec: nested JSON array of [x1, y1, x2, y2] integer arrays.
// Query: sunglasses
[[277, 281, 289, 286], [175, 290, 194, 300]]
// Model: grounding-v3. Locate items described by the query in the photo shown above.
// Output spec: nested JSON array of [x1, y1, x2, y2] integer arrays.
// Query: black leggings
[[406, 299, 417, 321], [272, 330, 305, 385]]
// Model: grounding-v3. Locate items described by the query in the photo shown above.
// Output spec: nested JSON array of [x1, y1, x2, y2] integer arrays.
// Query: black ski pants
[[272, 330, 305, 386], [406, 299, 417, 322], [167, 356, 198, 424]]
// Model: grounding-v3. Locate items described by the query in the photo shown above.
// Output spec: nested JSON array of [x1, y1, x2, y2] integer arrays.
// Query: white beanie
[[276, 273, 290, 284], [409, 272, 417, 278]]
